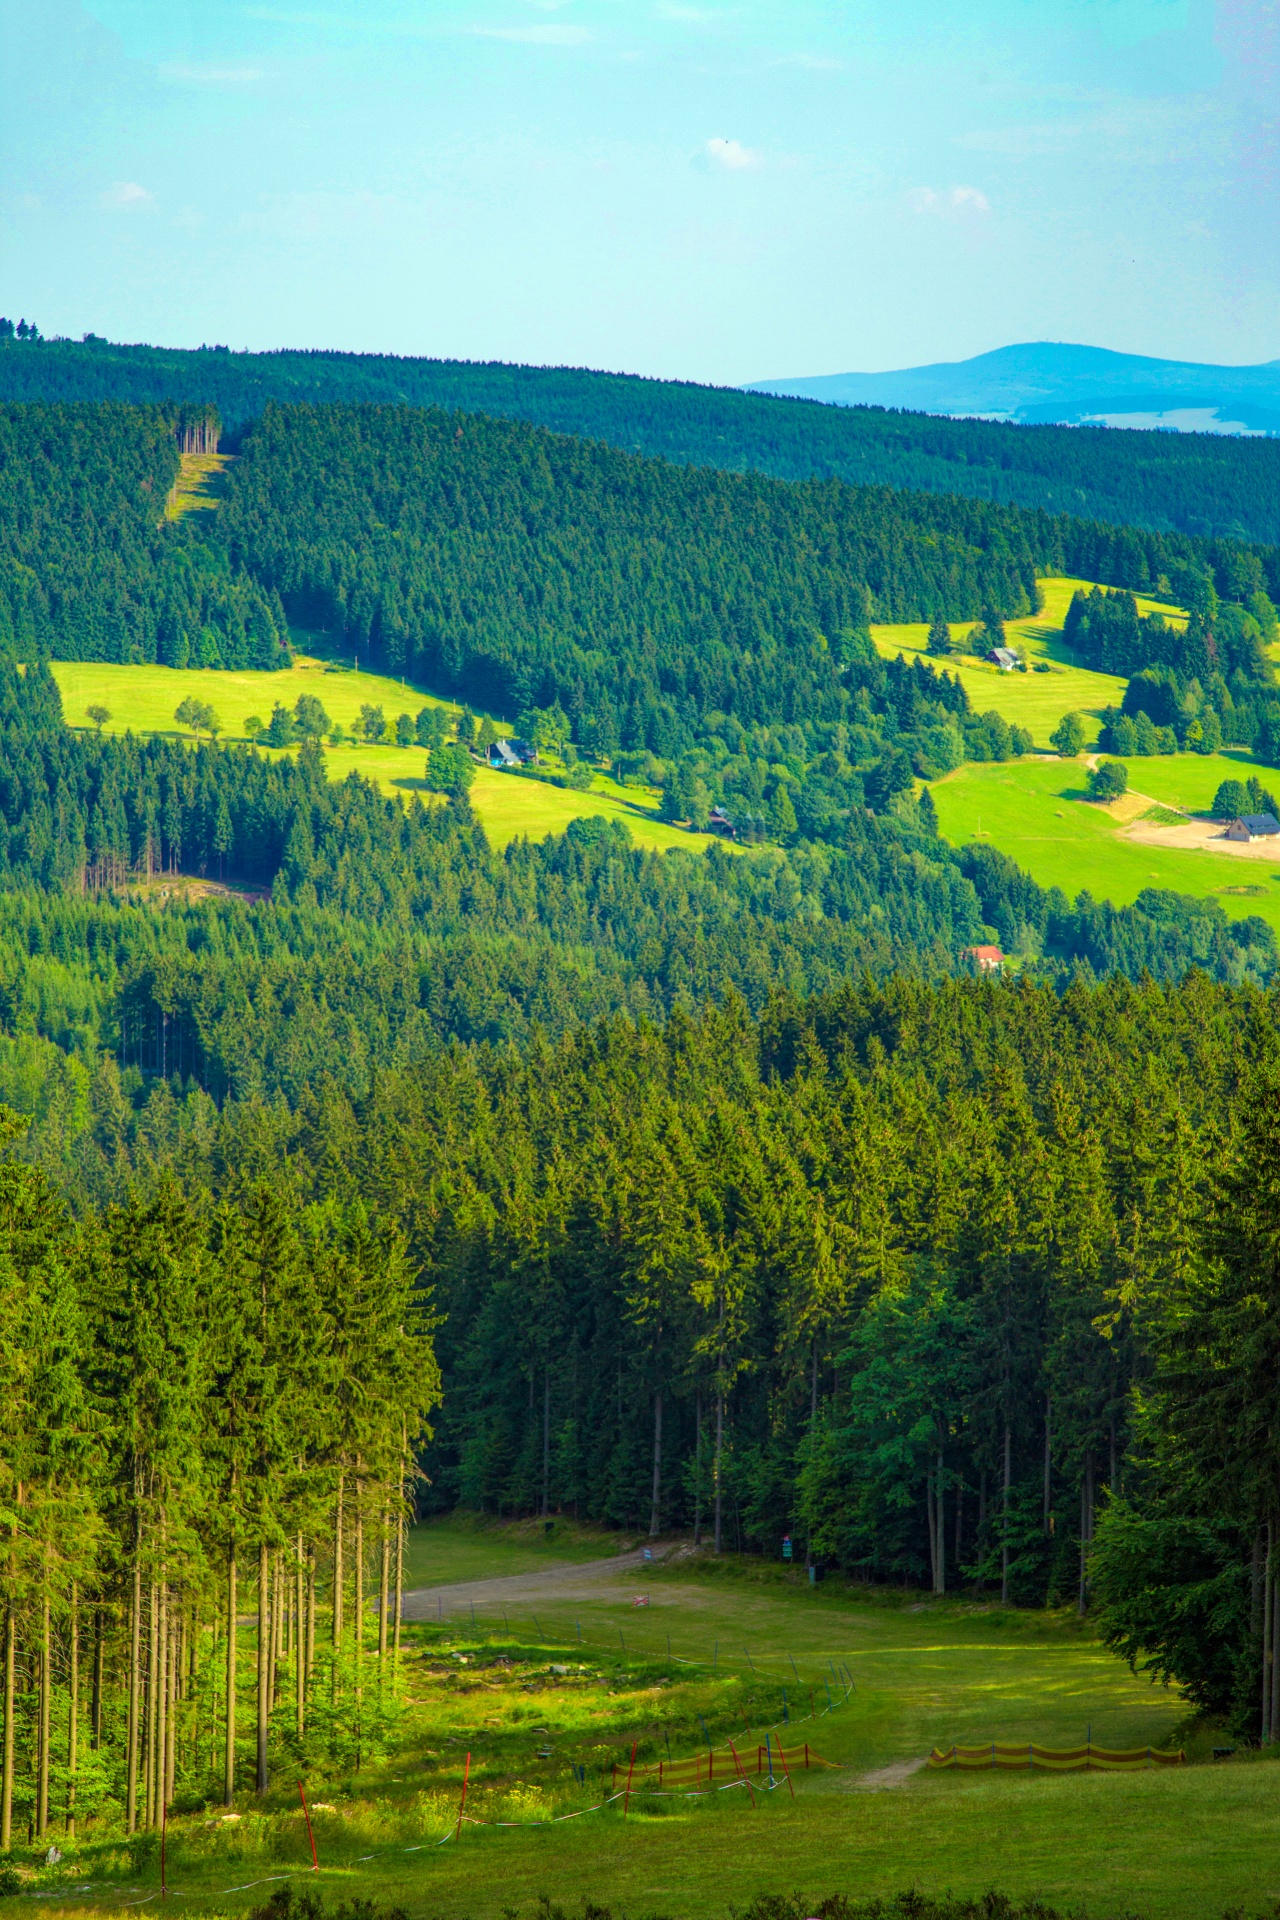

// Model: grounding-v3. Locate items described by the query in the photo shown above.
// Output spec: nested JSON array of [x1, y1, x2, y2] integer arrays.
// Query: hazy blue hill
[[2, 335, 1280, 541], [745, 341, 1280, 436]]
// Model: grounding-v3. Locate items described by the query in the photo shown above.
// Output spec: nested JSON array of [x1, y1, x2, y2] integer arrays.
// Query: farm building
[[988, 647, 1021, 672], [963, 944, 1005, 972], [488, 738, 538, 768], [1224, 814, 1280, 841]]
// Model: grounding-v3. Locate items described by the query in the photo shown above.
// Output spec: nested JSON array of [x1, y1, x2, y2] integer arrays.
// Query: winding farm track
[[400, 1543, 673, 1621]]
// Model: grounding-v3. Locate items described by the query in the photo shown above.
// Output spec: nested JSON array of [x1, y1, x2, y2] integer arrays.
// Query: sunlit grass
[[930, 756, 1280, 936]]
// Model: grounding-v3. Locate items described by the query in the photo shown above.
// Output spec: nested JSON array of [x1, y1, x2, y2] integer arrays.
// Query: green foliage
[[9, 335, 1280, 546], [1049, 712, 1087, 757], [1087, 760, 1128, 801], [0, 402, 289, 669], [1213, 779, 1251, 818]]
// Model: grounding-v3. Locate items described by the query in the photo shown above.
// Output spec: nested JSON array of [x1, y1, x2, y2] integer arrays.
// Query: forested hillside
[[213, 402, 1279, 745], [4, 332, 1280, 541], [0, 404, 290, 668], [0, 657, 1274, 1170]]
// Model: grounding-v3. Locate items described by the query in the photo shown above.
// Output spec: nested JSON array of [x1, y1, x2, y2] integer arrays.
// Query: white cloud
[[100, 182, 152, 208], [909, 184, 990, 215], [470, 23, 592, 42], [159, 63, 265, 84], [701, 136, 762, 172]]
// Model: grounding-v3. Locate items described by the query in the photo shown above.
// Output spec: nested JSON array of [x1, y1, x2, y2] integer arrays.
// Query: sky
[[0, 0, 1276, 384]]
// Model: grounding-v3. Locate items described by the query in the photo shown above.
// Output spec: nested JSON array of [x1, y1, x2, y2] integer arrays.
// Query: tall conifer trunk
[[66, 1584, 77, 1837], [693, 1392, 703, 1548], [934, 1446, 946, 1594], [541, 1372, 551, 1518], [378, 1509, 390, 1674], [296, 1538, 306, 1738], [1000, 1421, 1012, 1606], [155, 1583, 168, 1825], [2, 1601, 14, 1852], [223, 1552, 237, 1807], [1043, 1397, 1052, 1532], [91, 1610, 103, 1751], [256, 1541, 269, 1794], [37, 1586, 50, 1838], [713, 1391, 725, 1554], [649, 1390, 662, 1538], [332, 1475, 345, 1650], [127, 1556, 141, 1832]]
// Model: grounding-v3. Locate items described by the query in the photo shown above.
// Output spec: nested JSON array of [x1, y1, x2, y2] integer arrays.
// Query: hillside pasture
[[931, 754, 1280, 937], [48, 659, 697, 853], [871, 577, 1182, 750]]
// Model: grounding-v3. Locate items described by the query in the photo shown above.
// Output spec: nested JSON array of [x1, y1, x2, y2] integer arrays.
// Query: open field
[[19, 1516, 1279, 1920], [48, 659, 697, 854], [872, 577, 1175, 750], [931, 754, 1280, 937]]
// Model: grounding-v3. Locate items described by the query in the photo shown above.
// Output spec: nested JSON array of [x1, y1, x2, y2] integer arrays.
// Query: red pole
[[623, 1741, 638, 1817], [455, 1751, 471, 1840], [298, 1781, 319, 1871], [728, 1737, 756, 1806], [777, 1741, 796, 1801], [805, 1743, 810, 1770]]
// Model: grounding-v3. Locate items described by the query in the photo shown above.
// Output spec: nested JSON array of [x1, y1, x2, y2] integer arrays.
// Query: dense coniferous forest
[[5, 331, 1280, 542], [0, 404, 290, 669], [4, 335, 1280, 1801]]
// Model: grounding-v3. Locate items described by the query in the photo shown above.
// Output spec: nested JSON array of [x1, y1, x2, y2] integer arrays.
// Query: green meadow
[[931, 754, 1280, 937], [871, 575, 1180, 750], [22, 1517, 1279, 1920], [48, 657, 696, 855]]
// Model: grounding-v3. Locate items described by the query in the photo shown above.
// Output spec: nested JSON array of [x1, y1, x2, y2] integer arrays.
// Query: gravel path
[[401, 1544, 671, 1621]]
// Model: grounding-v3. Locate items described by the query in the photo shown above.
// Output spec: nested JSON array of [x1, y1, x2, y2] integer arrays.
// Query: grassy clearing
[[47, 659, 697, 854], [931, 756, 1280, 936], [872, 577, 1172, 750], [165, 453, 234, 520], [21, 1516, 1264, 1920], [403, 1513, 649, 1589]]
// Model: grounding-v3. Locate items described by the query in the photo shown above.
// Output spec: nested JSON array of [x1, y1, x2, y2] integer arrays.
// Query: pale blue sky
[[1, 0, 1276, 382]]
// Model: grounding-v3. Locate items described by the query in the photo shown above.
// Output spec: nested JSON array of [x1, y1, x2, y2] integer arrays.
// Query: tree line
[[5, 334, 1280, 544], [0, 1138, 437, 1842], [10, 967, 1268, 1737]]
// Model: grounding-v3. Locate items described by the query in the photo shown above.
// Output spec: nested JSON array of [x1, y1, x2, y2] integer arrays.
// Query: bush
[[1088, 760, 1128, 802], [1049, 711, 1086, 757], [1213, 778, 1250, 819]]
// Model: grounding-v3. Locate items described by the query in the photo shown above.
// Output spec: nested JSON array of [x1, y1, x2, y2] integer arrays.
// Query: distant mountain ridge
[[745, 342, 1280, 437]]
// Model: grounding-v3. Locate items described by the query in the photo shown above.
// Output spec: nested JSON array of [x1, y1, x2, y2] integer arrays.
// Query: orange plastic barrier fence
[[614, 1742, 835, 1791], [928, 1742, 1185, 1772]]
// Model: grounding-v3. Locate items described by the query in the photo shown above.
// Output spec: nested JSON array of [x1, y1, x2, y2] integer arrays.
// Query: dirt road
[[401, 1544, 671, 1621]]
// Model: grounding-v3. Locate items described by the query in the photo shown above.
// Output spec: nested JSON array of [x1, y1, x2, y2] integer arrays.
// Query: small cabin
[[988, 647, 1020, 672], [707, 805, 737, 839], [488, 738, 538, 768], [963, 944, 1005, 973], [1225, 814, 1280, 842]]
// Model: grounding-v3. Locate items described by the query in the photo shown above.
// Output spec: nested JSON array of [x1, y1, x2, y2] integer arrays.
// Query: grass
[[19, 1516, 1273, 1920], [871, 577, 1176, 750], [48, 658, 699, 855], [931, 755, 1280, 937], [165, 453, 234, 519], [402, 1513, 648, 1589]]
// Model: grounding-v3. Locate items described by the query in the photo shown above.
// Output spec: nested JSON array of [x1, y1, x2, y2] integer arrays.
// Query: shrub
[[1050, 712, 1087, 757], [1088, 760, 1128, 802], [1213, 778, 1250, 819]]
